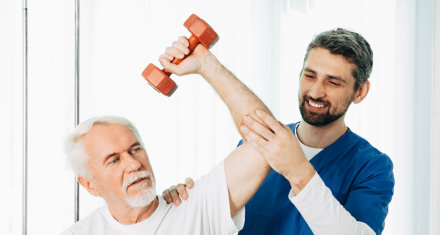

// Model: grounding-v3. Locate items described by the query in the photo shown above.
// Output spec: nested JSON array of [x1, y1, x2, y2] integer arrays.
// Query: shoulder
[[345, 132, 394, 185], [350, 132, 393, 168], [191, 162, 226, 195]]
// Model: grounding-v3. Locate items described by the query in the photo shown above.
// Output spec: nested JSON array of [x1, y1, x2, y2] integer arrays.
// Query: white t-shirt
[[295, 124, 322, 161], [61, 162, 245, 235]]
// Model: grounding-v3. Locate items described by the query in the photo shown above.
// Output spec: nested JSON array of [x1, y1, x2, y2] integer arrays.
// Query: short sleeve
[[343, 154, 394, 234], [190, 162, 245, 234]]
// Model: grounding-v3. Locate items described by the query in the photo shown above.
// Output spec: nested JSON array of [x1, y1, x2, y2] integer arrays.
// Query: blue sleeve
[[344, 154, 394, 235]]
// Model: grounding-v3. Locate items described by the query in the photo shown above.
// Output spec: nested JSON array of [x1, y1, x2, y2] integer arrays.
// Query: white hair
[[64, 116, 144, 178]]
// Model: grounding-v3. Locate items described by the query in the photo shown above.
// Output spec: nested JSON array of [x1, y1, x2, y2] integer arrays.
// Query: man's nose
[[122, 152, 141, 172], [309, 80, 326, 99]]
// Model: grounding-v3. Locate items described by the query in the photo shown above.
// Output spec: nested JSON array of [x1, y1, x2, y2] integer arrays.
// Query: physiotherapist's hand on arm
[[243, 110, 376, 235], [241, 110, 315, 194], [162, 178, 194, 206]]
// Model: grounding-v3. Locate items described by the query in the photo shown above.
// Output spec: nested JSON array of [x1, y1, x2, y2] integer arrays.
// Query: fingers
[[158, 37, 189, 67], [239, 124, 269, 154], [172, 40, 190, 55], [163, 38, 189, 60], [243, 115, 275, 141], [240, 125, 270, 156], [255, 110, 284, 134], [162, 186, 181, 206], [248, 112, 270, 130], [185, 177, 194, 189], [176, 184, 188, 200], [168, 186, 181, 206], [177, 36, 189, 47], [158, 36, 197, 76], [162, 188, 173, 204], [161, 177, 194, 206], [159, 53, 173, 66], [165, 45, 186, 60], [159, 54, 179, 74]]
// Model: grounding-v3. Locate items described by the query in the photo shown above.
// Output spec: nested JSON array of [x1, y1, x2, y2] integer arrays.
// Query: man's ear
[[353, 80, 370, 104], [78, 176, 100, 197]]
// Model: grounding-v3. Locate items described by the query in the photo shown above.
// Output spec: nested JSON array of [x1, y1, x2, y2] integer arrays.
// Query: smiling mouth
[[308, 99, 325, 108], [306, 98, 329, 110]]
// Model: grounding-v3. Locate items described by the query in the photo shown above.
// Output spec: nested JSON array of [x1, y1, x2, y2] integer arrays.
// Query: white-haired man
[[61, 115, 257, 235], [60, 34, 306, 234]]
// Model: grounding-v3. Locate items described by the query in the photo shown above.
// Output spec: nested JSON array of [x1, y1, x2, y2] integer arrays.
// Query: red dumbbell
[[142, 14, 219, 96]]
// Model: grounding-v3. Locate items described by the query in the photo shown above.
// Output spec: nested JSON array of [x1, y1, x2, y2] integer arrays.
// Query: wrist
[[286, 161, 316, 195], [199, 53, 222, 79]]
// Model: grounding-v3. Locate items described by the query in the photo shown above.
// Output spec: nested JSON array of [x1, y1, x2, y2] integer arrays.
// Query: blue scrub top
[[238, 123, 394, 235]]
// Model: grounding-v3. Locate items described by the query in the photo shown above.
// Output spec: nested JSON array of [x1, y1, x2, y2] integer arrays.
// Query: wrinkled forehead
[[81, 123, 141, 160]]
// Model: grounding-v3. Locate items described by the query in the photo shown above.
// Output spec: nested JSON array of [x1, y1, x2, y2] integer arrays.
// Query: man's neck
[[297, 117, 348, 149], [108, 197, 159, 225]]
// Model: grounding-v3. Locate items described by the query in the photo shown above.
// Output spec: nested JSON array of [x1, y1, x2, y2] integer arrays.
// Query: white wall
[[430, 0, 440, 234], [0, 1, 24, 234]]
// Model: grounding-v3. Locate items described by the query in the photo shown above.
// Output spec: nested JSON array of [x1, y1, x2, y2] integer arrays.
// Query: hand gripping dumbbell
[[142, 14, 219, 96]]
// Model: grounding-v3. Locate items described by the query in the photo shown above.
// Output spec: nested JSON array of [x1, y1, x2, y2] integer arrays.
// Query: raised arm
[[159, 37, 273, 216], [159, 37, 272, 139]]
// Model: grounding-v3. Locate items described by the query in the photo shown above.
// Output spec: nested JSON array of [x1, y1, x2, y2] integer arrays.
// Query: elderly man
[[60, 33, 304, 234]]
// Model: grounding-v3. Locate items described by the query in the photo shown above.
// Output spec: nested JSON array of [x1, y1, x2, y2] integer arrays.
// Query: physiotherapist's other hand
[[159, 36, 218, 77], [162, 177, 194, 206], [240, 110, 316, 194]]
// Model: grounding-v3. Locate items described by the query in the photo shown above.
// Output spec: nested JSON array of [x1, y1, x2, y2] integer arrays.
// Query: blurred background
[[1, 0, 439, 234]]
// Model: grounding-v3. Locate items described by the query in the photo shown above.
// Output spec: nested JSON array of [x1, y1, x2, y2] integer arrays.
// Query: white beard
[[125, 183, 156, 208], [123, 171, 157, 208]]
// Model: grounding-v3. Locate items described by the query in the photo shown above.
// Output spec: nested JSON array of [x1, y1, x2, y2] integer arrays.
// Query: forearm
[[200, 54, 273, 137], [290, 173, 376, 235], [159, 38, 272, 137]]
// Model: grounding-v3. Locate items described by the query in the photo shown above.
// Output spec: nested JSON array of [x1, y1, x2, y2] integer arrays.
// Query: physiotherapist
[[164, 28, 395, 235]]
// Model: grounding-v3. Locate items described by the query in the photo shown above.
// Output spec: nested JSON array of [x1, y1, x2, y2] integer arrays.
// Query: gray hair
[[65, 116, 144, 178], [303, 28, 373, 91]]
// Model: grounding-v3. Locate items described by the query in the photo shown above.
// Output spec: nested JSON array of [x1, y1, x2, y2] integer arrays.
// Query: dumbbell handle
[[163, 34, 200, 76]]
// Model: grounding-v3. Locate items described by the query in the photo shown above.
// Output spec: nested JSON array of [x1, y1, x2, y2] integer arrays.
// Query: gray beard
[[124, 183, 157, 208]]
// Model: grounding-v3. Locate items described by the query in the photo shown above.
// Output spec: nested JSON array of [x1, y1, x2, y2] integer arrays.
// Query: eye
[[109, 157, 119, 165], [305, 74, 314, 79], [329, 80, 340, 86], [130, 146, 142, 154]]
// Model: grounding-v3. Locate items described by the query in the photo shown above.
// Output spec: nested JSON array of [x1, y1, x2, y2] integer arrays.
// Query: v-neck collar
[[292, 122, 359, 171]]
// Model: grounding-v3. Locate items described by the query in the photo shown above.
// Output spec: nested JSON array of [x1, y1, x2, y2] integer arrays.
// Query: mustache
[[122, 171, 152, 192]]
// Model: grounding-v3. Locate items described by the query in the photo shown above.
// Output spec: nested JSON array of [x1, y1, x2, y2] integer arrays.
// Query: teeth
[[309, 100, 324, 108]]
